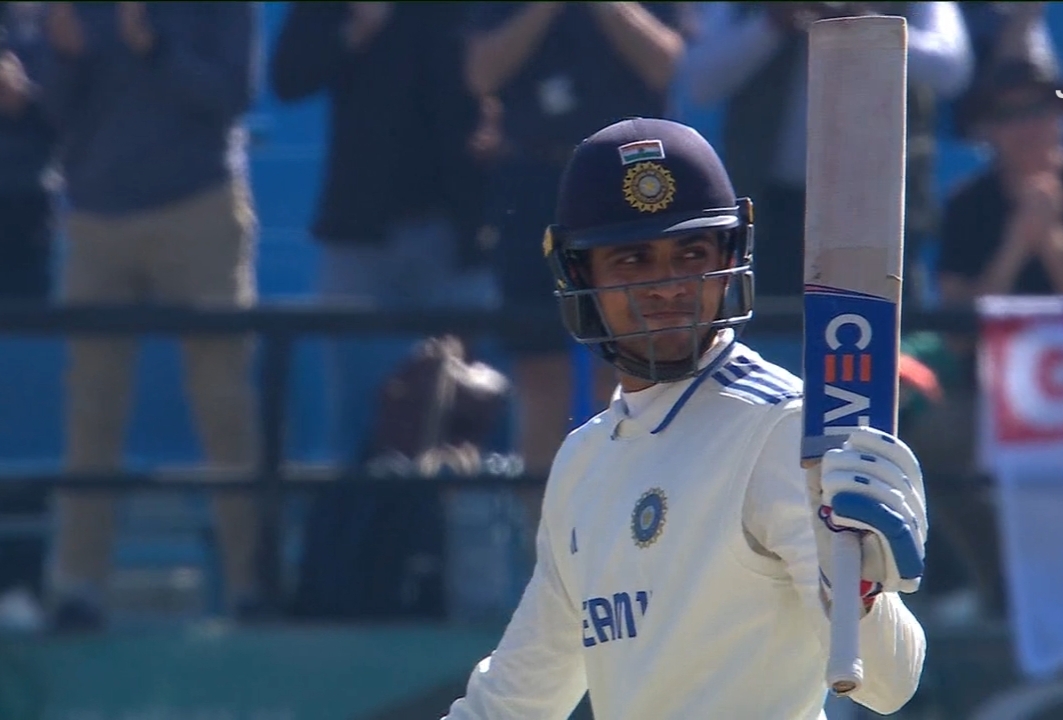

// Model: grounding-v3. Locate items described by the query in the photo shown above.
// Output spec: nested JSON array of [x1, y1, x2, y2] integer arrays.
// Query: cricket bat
[[801, 15, 908, 696]]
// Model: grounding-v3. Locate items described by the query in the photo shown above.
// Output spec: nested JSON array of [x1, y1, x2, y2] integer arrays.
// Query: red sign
[[981, 308, 1063, 444]]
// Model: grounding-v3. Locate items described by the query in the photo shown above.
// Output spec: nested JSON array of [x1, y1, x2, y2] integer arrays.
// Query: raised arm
[[270, 3, 393, 103], [269, 3, 347, 102], [936, 175, 1063, 303], [744, 410, 926, 715], [38, 2, 93, 131], [443, 514, 587, 719], [679, 2, 786, 108], [906, 1, 974, 100], [464, 2, 563, 97], [0, 11, 51, 127], [587, 2, 685, 93], [135, 2, 257, 121]]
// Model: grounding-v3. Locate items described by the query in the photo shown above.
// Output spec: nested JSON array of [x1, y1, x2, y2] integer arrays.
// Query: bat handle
[[827, 530, 864, 695]]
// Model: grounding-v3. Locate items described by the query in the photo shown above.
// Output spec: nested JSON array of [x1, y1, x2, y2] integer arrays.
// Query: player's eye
[[617, 251, 647, 266], [678, 242, 714, 263]]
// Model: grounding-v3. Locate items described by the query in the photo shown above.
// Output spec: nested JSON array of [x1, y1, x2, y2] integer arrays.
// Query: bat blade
[[801, 14, 908, 696]]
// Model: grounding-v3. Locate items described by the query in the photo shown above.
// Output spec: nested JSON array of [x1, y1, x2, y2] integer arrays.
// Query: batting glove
[[810, 427, 928, 602]]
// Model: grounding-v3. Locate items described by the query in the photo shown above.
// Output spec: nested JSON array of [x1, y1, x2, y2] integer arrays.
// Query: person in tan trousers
[[39, 2, 262, 630]]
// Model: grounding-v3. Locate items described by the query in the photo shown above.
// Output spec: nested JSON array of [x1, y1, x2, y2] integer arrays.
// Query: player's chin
[[619, 331, 699, 365]]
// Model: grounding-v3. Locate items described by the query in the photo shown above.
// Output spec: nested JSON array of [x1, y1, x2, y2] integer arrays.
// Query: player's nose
[[643, 261, 692, 300]]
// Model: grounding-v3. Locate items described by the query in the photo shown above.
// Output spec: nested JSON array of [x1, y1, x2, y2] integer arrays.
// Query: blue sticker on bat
[[802, 285, 898, 460]]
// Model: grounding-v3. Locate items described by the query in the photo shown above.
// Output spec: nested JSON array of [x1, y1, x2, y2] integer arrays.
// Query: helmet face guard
[[545, 198, 755, 384]]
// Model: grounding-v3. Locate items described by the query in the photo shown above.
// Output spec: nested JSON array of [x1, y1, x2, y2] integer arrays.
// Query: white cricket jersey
[[444, 331, 925, 720]]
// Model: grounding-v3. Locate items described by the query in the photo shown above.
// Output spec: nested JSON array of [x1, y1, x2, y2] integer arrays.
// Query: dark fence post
[[258, 330, 293, 614]]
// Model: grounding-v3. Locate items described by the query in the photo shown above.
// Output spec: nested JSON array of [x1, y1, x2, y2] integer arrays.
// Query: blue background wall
[[2, 3, 1062, 470]]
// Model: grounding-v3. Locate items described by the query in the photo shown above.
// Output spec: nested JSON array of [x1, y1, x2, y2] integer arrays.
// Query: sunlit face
[[586, 233, 730, 366]]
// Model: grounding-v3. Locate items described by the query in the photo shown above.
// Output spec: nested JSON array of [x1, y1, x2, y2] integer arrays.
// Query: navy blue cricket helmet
[[543, 117, 755, 383]]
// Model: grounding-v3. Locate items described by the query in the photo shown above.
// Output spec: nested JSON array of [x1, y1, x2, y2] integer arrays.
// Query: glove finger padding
[[816, 428, 928, 595], [821, 449, 926, 540], [843, 427, 927, 523]]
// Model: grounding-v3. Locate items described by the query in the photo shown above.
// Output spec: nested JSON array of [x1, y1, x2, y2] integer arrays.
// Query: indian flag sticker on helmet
[[618, 139, 665, 166]]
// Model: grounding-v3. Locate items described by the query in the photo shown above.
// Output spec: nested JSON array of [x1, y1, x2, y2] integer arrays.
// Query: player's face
[[588, 232, 729, 364]]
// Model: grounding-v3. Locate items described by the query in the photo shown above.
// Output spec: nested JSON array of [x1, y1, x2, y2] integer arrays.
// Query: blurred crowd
[[0, 1, 1060, 640]]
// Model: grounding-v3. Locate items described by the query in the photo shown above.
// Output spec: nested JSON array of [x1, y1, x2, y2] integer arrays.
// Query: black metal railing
[[0, 299, 980, 611]]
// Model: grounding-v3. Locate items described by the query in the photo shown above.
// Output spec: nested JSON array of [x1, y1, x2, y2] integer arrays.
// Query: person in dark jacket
[[269, 2, 498, 465], [0, 1, 57, 301], [39, 1, 263, 631], [0, 4, 57, 632]]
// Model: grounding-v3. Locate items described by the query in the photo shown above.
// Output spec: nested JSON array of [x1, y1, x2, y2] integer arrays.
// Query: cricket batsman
[[443, 118, 927, 719]]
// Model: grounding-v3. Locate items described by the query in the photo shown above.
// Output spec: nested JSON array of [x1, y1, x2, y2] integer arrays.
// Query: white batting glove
[[809, 427, 928, 602]]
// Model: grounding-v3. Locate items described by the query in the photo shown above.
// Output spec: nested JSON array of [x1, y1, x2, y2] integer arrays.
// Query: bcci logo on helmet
[[623, 162, 676, 214]]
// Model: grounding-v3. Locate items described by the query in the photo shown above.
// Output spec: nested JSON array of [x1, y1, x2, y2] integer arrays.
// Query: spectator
[[0, 0, 58, 635], [961, 2, 1055, 78], [904, 55, 1063, 625], [464, 1, 687, 482], [939, 57, 1063, 303], [935, 51, 1063, 412], [0, 1, 57, 301], [680, 2, 973, 301], [39, 2, 263, 630], [954, 2, 1058, 139], [269, 2, 498, 466]]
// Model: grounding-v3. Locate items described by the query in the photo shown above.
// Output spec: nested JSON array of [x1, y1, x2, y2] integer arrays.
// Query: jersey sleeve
[[744, 407, 926, 715], [442, 506, 588, 719]]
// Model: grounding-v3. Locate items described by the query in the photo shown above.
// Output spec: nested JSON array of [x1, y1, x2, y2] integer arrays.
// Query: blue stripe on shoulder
[[712, 356, 803, 405]]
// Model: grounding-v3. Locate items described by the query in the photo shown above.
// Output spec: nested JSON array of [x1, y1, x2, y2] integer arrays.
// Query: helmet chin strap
[[609, 326, 721, 384]]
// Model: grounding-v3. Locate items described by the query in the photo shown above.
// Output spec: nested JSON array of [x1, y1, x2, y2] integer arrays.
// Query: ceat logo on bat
[[802, 286, 899, 460], [982, 315, 1063, 443]]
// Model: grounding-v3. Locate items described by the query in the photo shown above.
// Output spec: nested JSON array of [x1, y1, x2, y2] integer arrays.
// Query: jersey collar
[[609, 329, 738, 439]]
